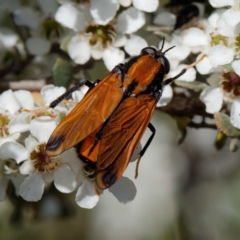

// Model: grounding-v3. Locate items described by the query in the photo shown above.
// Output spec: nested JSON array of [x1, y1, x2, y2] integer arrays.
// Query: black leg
[[135, 122, 156, 178], [163, 54, 207, 86], [50, 80, 96, 108]]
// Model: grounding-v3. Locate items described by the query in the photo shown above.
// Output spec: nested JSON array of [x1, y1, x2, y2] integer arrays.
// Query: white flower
[[75, 165, 137, 209], [0, 141, 28, 201], [200, 71, 240, 128], [5, 116, 81, 201], [8, 85, 67, 135], [55, 2, 147, 68], [75, 145, 141, 208], [0, 89, 35, 146]]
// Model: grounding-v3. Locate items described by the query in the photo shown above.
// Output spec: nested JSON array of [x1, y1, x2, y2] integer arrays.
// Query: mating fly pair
[[46, 40, 205, 189]]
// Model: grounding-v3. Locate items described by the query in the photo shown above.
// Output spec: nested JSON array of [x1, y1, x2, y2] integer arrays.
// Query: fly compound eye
[[141, 47, 157, 56], [161, 56, 170, 74]]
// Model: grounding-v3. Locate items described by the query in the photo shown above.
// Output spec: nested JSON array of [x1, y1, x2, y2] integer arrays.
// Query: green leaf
[[174, 80, 208, 91], [52, 57, 73, 88], [214, 112, 240, 137]]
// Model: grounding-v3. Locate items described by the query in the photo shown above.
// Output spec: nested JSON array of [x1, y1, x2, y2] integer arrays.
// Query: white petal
[[0, 28, 18, 48], [30, 116, 57, 143], [75, 180, 100, 209], [232, 60, 240, 76], [25, 136, 38, 152], [0, 175, 7, 201], [132, 0, 158, 12], [103, 46, 125, 71], [108, 176, 136, 203], [113, 34, 127, 47], [13, 90, 34, 109], [0, 89, 20, 114], [26, 37, 51, 55], [72, 90, 85, 103], [13, 7, 40, 29], [154, 11, 176, 27], [230, 100, 240, 128], [37, 0, 58, 15], [42, 172, 54, 183], [55, 3, 90, 31], [8, 112, 32, 134], [116, 7, 145, 34], [169, 64, 196, 82], [207, 73, 222, 87], [181, 27, 208, 48], [196, 53, 214, 75], [0, 142, 28, 163], [90, 0, 119, 25], [118, 0, 131, 7], [124, 35, 147, 56], [54, 164, 77, 193], [200, 87, 223, 113], [91, 47, 103, 60], [208, 10, 224, 28], [0, 136, 17, 147], [19, 171, 45, 201], [10, 174, 26, 196], [20, 161, 34, 175], [41, 84, 66, 106], [157, 85, 173, 107], [160, 40, 191, 62], [68, 35, 91, 64], [217, 16, 235, 37], [208, 45, 235, 67], [61, 148, 82, 174], [209, 0, 234, 8], [221, 8, 240, 27]]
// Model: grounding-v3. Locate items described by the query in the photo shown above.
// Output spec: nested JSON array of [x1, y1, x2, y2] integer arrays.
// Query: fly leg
[[50, 80, 99, 108], [163, 54, 207, 86], [135, 122, 156, 178]]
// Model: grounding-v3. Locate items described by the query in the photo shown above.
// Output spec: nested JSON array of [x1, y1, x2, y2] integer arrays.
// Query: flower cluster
[[0, 85, 137, 208], [0, 0, 240, 209]]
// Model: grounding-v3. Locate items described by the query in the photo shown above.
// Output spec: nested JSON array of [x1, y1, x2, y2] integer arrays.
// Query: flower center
[[221, 72, 240, 96], [0, 114, 10, 137], [30, 143, 60, 173], [85, 24, 115, 48]]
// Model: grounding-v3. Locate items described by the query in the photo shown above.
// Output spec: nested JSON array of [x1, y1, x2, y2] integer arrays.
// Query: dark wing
[[46, 71, 123, 156], [95, 94, 157, 189]]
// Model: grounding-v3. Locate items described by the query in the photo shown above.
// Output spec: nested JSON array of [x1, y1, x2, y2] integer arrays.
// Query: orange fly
[[46, 40, 205, 189]]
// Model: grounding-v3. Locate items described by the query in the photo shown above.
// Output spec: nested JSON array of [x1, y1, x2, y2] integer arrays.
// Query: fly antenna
[[159, 37, 165, 52], [163, 46, 175, 55]]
